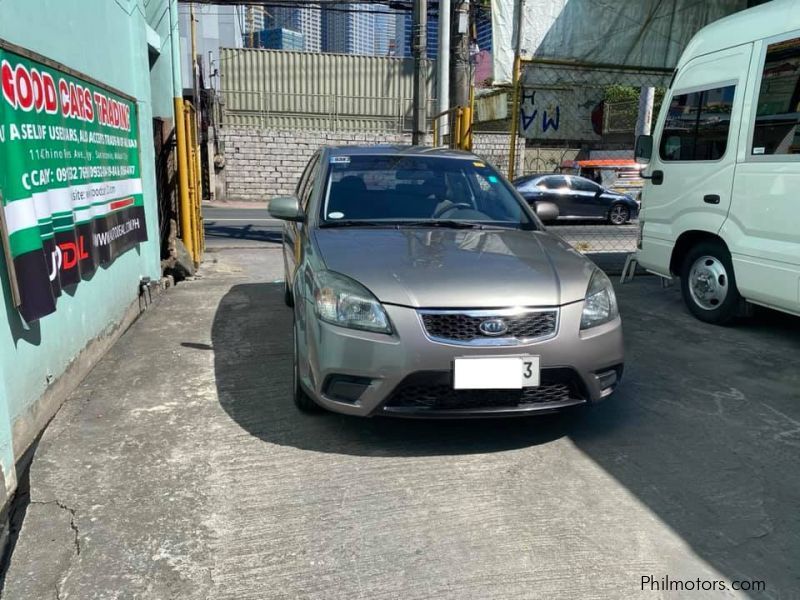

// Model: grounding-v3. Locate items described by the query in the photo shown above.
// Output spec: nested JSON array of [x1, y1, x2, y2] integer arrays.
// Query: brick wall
[[218, 127, 525, 201]]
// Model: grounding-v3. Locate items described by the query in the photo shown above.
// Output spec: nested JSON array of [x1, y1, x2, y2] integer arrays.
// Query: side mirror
[[534, 201, 559, 223], [634, 134, 653, 164], [268, 196, 305, 222]]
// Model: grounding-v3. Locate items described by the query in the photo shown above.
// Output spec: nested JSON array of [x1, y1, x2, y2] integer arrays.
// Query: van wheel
[[608, 204, 630, 225], [680, 241, 742, 325], [293, 322, 319, 413]]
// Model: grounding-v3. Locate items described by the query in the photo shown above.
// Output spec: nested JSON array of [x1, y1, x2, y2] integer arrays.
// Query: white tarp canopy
[[491, 0, 749, 84]]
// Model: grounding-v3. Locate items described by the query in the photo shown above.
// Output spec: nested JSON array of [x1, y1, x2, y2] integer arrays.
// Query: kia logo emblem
[[479, 318, 508, 336]]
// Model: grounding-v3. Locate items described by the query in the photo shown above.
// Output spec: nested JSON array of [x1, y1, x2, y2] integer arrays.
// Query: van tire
[[680, 240, 742, 325]]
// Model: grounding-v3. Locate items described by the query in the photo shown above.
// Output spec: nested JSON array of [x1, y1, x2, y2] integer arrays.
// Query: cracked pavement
[[1, 246, 798, 599]]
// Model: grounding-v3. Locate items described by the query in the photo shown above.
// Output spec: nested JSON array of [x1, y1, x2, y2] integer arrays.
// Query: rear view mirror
[[635, 134, 653, 164], [268, 196, 305, 222]]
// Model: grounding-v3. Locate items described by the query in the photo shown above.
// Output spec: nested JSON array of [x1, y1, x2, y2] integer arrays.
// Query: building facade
[[260, 28, 305, 51], [179, 3, 243, 91], [323, 3, 391, 55], [0, 0, 179, 519], [268, 5, 322, 52], [394, 11, 439, 59]]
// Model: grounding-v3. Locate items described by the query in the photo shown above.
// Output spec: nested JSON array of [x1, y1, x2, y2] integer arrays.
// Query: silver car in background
[[270, 146, 624, 417]]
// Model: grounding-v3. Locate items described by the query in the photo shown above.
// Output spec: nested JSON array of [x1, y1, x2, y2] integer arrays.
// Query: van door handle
[[704, 194, 721, 205]]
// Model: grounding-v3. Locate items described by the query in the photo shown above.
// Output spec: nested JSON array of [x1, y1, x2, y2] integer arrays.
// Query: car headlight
[[580, 270, 619, 330], [314, 270, 391, 334]]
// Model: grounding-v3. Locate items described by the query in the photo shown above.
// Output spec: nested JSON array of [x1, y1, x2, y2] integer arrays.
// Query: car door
[[720, 33, 800, 312], [535, 175, 571, 216], [284, 151, 320, 289], [567, 176, 605, 218], [642, 44, 752, 244]]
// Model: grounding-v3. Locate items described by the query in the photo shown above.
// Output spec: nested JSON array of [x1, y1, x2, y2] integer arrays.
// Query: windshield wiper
[[319, 220, 395, 228], [392, 220, 488, 229]]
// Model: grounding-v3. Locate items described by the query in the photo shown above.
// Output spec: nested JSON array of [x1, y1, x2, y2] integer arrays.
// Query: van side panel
[[722, 37, 800, 313], [638, 44, 753, 276]]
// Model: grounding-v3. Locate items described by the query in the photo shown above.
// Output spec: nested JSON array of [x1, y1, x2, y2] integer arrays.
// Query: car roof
[[325, 145, 479, 160]]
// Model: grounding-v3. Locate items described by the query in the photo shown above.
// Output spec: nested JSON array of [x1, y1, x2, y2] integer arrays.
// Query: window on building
[[659, 85, 735, 161], [752, 37, 800, 156]]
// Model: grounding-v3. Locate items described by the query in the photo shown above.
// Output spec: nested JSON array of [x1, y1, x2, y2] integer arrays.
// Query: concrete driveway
[[2, 246, 798, 599]]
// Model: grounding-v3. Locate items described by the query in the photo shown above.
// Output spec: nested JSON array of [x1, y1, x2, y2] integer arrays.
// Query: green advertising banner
[[0, 45, 146, 322]]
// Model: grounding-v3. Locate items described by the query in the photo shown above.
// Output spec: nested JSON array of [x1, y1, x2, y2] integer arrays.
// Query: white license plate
[[453, 356, 540, 389]]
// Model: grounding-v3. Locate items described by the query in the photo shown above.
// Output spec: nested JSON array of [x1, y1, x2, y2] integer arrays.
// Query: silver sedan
[[270, 146, 624, 417]]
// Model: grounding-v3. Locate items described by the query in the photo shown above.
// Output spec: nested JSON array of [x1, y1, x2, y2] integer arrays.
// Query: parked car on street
[[269, 146, 624, 417], [634, 0, 800, 324], [513, 174, 640, 225]]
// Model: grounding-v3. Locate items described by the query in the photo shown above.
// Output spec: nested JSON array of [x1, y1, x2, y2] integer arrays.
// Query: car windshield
[[320, 155, 537, 229]]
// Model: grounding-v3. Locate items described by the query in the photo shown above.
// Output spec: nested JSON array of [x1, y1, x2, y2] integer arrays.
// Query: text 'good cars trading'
[[270, 146, 624, 417]]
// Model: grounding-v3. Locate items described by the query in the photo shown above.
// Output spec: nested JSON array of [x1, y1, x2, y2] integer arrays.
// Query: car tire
[[680, 240, 743, 325], [284, 278, 294, 307], [608, 203, 630, 225], [293, 322, 320, 413]]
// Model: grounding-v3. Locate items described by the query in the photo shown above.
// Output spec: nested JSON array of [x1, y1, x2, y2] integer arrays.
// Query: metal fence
[[515, 58, 672, 273]]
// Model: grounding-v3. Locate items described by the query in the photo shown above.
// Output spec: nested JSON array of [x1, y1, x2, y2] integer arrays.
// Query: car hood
[[312, 227, 596, 308]]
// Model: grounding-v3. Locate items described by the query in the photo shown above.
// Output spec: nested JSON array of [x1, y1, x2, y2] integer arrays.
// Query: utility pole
[[411, 0, 428, 145], [507, 0, 525, 180], [437, 0, 451, 140], [450, 0, 470, 109]]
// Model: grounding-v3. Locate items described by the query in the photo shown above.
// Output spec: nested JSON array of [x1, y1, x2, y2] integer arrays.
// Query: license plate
[[453, 356, 540, 389]]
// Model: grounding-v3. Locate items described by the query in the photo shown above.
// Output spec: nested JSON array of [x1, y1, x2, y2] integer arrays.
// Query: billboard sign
[[0, 45, 146, 322]]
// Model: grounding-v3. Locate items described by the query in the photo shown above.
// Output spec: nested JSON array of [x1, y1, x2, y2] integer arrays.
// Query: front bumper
[[297, 300, 624, 417]]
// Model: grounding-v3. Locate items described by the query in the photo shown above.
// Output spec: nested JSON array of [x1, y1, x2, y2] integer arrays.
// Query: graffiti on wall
[[519, 87, 604, 141]]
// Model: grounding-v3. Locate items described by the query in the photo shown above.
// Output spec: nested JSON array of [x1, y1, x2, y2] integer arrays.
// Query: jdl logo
[[48, 236, 89, 281]]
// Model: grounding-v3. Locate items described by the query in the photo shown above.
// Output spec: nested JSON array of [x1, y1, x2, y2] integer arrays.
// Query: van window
[[752, 37, 800, 156], [659, 85, 736, 161]]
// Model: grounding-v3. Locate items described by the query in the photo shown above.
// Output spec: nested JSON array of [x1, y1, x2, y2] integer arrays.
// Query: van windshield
[[320, 155, 537, 230]]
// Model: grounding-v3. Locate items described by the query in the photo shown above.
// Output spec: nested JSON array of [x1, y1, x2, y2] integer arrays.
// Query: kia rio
[[270, 146, 624, 417]]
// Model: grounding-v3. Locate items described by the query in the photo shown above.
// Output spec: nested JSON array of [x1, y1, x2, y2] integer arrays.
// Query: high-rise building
[[243, 6, 266, 47], [394, 12, 438, 59], [260, 28, 305, 51], [322, 3, 403, 56], [267, 5, 322, 52], [476, 13, 492, 52]]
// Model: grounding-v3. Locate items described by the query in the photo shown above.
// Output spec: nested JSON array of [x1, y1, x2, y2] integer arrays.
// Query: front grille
[[383, 369, 585, 412], [420, 310, 557, 344]]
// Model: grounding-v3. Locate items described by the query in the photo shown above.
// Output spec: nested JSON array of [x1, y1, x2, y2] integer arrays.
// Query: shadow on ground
[[209, 283, 615, 457], [204, 222, 282, 244], [210, 279, 800, 595]]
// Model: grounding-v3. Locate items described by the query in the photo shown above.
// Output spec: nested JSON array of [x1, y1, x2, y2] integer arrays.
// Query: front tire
[[284, 278, 294, 307], [293, 322, 319, 413], [680, 240, 743, 325], [608, 203, 630, 225]]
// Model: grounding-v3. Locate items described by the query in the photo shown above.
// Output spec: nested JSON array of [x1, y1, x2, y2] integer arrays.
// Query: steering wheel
[[432, 202, 473, 218]]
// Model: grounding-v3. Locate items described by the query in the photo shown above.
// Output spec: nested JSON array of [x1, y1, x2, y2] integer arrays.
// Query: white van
[[634, 0, 800, 324]]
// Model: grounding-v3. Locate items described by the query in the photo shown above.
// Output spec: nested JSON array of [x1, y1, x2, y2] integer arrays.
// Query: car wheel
[[680, 241, 743, 325], [608, 203, 630, 225], [293, 321, 319, 413], [283, 278, 294, 307]]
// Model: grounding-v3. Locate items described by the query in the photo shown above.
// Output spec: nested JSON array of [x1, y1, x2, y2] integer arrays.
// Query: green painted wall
[[0, 0, 179, 503]]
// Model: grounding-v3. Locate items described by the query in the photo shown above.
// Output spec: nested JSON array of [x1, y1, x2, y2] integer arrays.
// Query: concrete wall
[[218, 127, 525, 200], [0, 0, 178, 509]]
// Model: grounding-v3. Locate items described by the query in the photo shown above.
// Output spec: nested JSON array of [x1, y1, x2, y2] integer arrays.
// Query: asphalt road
[[6, 246, 799, 599], [203, 206, 283, 248]]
